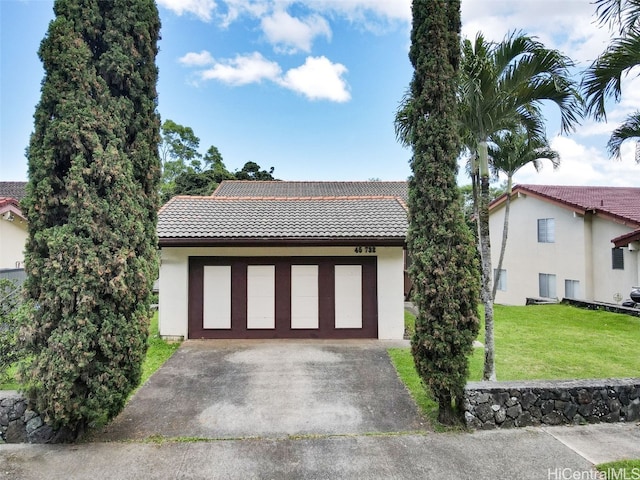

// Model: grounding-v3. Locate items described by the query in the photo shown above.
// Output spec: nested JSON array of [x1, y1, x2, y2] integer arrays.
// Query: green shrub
[[0, 279, 28, 383]]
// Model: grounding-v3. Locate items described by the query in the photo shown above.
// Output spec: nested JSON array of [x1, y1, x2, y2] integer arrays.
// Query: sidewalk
[[1, 422, 638, 480]]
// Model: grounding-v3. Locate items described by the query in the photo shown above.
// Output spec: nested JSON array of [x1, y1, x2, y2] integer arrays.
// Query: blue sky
[[1, 0, 639, 187]]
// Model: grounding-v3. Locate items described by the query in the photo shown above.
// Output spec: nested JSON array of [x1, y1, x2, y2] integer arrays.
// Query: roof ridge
[[217, 180, 408, 185], [182, 195, 405, 201]]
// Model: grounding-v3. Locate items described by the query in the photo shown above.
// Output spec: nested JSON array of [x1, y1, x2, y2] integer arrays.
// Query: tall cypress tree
[[402, 0, 480, 424], [21, 0, 161, 439]]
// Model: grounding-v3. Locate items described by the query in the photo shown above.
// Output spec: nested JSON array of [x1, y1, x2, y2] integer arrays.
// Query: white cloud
[[161, 0, 410, 32], [179, 50, 216, 67], [279, 56, 350, 102], [509, 136, 639, 187], [200, 52, 282, 85], [461, 0, 608, 65], [261, 10, 331, 53], [308, 0, 410, 24], [157, 0, 217, 22], [182, 52, 350, 102]]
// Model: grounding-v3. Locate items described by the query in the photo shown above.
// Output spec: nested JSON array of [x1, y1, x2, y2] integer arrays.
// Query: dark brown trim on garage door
[[188, 256, 378, 339]]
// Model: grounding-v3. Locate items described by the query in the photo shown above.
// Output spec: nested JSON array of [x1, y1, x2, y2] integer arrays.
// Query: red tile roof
[[0, 197, 19, 209], [494, 185, 640, 227]]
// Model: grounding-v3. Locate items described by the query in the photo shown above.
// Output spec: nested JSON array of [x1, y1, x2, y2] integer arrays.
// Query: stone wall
[[0, 392, 55, 443], [464, 378, 640, 429]]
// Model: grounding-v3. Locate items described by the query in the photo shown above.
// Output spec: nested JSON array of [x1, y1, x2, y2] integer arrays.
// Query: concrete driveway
[[98, 339, 427, 441]]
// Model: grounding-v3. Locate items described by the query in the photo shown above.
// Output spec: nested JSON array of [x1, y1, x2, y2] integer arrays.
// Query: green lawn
[[390, 303, 640, 420], [469, 304, 640, 380], [0, 311, 180, 391], [596, 460, 640, 479], [139, 311, 181, 386]]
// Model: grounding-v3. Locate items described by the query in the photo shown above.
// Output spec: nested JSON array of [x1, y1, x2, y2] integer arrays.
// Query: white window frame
[[493, 268, 507, 292], [537, 218, 555, 243], [564, 279, 580, 299], [539, 273, 557, 299]]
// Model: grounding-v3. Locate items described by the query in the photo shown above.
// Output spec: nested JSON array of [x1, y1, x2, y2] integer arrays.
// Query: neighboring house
[[0, 182, 27, 203], [0, 196, 28, 270], [157, 181, 409, 340], [489, 184, 640, 305], [0, 183, 28, 273]]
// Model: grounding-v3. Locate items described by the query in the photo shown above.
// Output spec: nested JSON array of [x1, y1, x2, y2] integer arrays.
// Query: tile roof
[[0, 197, 16, 209], [212, 180, 409, 201], [499, 184, 640, 226], [0, 182, 27, 201], [0, 197, 25, 220], [158, 196, 408, 242]]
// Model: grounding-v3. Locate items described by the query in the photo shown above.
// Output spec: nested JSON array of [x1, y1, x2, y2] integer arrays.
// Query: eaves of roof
[[490, 185, 640, 229], [158, 237, 406, 247], [0, 197, 25, 221], [612, 229, 640, 248]]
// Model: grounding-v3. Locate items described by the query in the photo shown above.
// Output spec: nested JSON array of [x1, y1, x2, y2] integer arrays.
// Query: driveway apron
[[98, 340, 427, 441]]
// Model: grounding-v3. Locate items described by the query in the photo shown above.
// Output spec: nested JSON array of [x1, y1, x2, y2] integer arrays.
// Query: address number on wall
[[354, 246, 376, 253]]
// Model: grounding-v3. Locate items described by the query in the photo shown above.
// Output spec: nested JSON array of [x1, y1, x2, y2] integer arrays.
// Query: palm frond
[[583, 33, 640, 120], [595, 0, 640, 33], [607, 111, 640, 160]]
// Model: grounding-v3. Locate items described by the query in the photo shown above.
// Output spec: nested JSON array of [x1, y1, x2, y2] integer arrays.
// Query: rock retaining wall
[[464, 378, 640, 429], [0, 392, 54, 443]]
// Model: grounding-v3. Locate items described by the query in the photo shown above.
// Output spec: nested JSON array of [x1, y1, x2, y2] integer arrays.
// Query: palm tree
[[459, 31, 581, 381], [488, 129, 560, 300], [583, 0, 640, 161]]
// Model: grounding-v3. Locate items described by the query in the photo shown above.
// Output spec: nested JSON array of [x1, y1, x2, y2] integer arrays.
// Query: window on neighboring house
[[537, 218, 555, 243], [493, 269, 507, 291], [565, 279, 580, 299], [612, 247, 624, 270], [539, 273, 557, 298]]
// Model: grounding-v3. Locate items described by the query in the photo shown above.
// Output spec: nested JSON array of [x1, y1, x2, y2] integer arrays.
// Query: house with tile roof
[[0, 196, 28, 271], [489, 184, 640, 305], [158, 180, 409, 340], [0, 182, 27, 202]]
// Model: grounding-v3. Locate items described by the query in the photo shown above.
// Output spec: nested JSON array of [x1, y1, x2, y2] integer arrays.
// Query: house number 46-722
[[354, 246, 376, 253]]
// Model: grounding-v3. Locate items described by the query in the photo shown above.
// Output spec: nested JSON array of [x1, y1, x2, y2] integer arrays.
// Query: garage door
[[188, 256, 378, 339]]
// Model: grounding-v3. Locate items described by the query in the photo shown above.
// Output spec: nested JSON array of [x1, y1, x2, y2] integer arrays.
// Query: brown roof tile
[[499, 184, 640, 226], [212, 180, 409, 202], [0, 182, 27, 201], [158, 196, 408, 241]]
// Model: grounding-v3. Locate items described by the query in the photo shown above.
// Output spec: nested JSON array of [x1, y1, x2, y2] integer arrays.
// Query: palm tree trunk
[[492, 175, 513, 300], [478, 141, 496, 381]]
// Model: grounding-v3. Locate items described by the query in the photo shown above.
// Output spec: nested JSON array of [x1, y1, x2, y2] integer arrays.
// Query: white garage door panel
[[203, 265, 231, 329], [291, 265, 319, 329], [247, 265, 275, 329], [334, 265, 362, 329]]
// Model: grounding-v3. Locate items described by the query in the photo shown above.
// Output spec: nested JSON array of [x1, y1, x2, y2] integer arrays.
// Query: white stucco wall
[[0, 218, 27, 269], [590, 217, 638, 303], [489, 193, 638, 305], [159, 245, 405, 340]]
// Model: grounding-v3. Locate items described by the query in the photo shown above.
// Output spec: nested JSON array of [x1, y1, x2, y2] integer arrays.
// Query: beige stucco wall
[[0, 218, 27, 269], [490, 193, 638, 305], [590, 216, 638, 303], [159, 245, 405, 340]]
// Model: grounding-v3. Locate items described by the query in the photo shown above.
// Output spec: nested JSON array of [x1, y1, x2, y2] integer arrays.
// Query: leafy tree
[[584, 0, 640, 161], [159, 119, 202, 201], [0, 279, 26, 383], [158, 122, 278, 200], [234, 161, 276, 180], [173, 169, 234, 196], [398, 0, 480, 425], [458, 32, 580, 381], [203, 145, 224, 171], [21, 0, 161, 440], [488, 129, 560, 299]]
